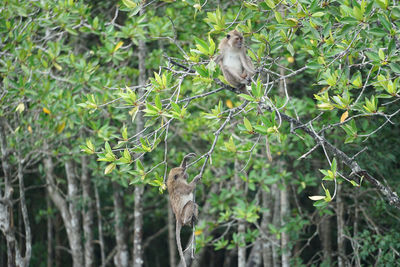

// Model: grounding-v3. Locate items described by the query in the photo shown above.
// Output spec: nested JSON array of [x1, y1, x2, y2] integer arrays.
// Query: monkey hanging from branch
[[167, 153, 201, 267], [215, 29, 255, 93]]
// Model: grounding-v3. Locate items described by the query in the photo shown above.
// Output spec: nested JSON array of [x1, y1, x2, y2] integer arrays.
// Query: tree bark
[[47, 192, 54, 267], [280, 185, 290, 267], [81, 156, 94, 267], [43, 150, 83, 267], [261, 190, 273, 267], [17, 153, 32, 266], [246, 238, 262, 267], [112, 182, 129, 267], [337, 183, 345, 267], [95, 186, 106, 267], [320, 215, 332, 264], [0, 118, 26, 267], [235, 158, 246, 267], [168, 200, 177, 267], [271, 184, 280, 267], [133, 2, 146, 266], [65, 160, 84, 267]]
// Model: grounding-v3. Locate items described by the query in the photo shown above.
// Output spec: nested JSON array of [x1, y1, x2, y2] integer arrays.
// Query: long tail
[[176, 221, 186, 267]]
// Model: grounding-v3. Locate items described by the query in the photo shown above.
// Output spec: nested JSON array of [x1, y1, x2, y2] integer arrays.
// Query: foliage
[[1, 0, 400, 266]]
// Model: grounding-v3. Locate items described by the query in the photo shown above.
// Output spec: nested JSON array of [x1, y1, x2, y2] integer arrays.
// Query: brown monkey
[[215, 30, 255, 92], [167, 153, 200, 267]]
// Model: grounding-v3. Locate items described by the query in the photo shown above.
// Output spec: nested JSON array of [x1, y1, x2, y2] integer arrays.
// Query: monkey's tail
[[176, 221, 187, 267]]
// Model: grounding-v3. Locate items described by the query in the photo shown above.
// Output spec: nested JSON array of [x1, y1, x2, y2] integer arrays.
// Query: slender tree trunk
[[133, 3, 146, 266], [337, 183, 345, 267], [112, 182, 129, 267], [353, 191, 361, 266], [65, 160, 84, 267], [47, 192, 54, 267], [0, 119, 26, 267], [43, 150, 83, 267], [320, 216, 332, 264], [223, 248, 237, 267], [81, 156, 94, 267], [280, 186, 290, 267], [17, 153, 32, 266], [271, 184, 280, 267], [261, 190, 273, 267], [235, 158, 246, 267], [168, 200, 177, 267], [246, 238, 262, 267], [95, 186, 106, 267]]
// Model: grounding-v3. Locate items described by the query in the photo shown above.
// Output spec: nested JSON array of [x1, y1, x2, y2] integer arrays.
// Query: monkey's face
[[226, 31, 244, 49], [169, 167, 188, 181]]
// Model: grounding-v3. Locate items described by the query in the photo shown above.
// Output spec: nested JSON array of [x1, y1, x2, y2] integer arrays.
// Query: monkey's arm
[[214, 53, 223, 64], [221, 65, 247, 87], [240, 53, 255, 76], [174, 181, 195, 195]]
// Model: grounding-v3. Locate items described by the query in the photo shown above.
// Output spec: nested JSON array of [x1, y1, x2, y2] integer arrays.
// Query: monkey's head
[[226, 30, 244, 50], [168, 167, 188, 182]]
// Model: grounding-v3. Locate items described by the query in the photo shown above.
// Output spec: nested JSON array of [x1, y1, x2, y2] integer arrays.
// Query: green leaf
[[238, 94, 255, 101], [389, 63, 400, 74], [122, 0, 137, 9], [243, 117, 253, 132]]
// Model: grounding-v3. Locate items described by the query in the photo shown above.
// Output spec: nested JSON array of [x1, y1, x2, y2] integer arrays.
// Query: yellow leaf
[[57, 121, 66, 134], [226, 99, 233, 109], [104, 163, 116, 175], [122, 0, 137, 8], [27, 125, 32, 133], [308, 196, 325, 201], [113, 41, 124, 53], [340, 111, 348, 123], [194, 229, 203, 236], [43, 107, 51, 114], [16, 103, 25, 113], [53, 62, 62, 71]]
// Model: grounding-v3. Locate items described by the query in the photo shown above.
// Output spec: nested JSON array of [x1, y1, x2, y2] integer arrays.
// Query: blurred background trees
[[1, 0, 400, 266]]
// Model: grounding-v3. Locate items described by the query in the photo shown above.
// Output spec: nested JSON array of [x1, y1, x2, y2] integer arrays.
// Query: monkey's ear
[[226, 34, 231, 39], [174, 174, 179, 180]]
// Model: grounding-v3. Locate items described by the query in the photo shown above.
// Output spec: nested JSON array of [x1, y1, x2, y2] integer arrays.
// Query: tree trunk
[[320, 215, 332, 264], [271, 184, 280, 267], [112, 182, 129, 267], [133, 2, 146, 266], [47, 192, 54, 267], [81, 156, 94, 267], [94, 186, 106, 267], [337, 183, 345, 267], [0, 119, 25, 267], [65, 160, 84, 267], [280, 186, 290, 267], [43, 151, 83, 267], [17, 153, 32, 266], [168, 200, 177, 267], [246, 238, 262, 267], [261, 190, 273, 267], [235, 158, 246, 267]]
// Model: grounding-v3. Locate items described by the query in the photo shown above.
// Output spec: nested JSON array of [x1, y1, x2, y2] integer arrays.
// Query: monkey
[[167, 153, 200, 267], [215, 30, 255, 92]]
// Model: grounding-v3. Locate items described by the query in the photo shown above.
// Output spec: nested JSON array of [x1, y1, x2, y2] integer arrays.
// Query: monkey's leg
[[222, 68, 244, 88], [181, 201, 197, 225]]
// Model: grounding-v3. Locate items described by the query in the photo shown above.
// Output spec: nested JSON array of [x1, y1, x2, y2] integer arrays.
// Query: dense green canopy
[[1, 0, 400, 266]]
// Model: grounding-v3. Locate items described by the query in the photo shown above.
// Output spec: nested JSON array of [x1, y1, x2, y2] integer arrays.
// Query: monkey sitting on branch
[[167, 153, 201, 267], [215, 30, 255, 93]]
